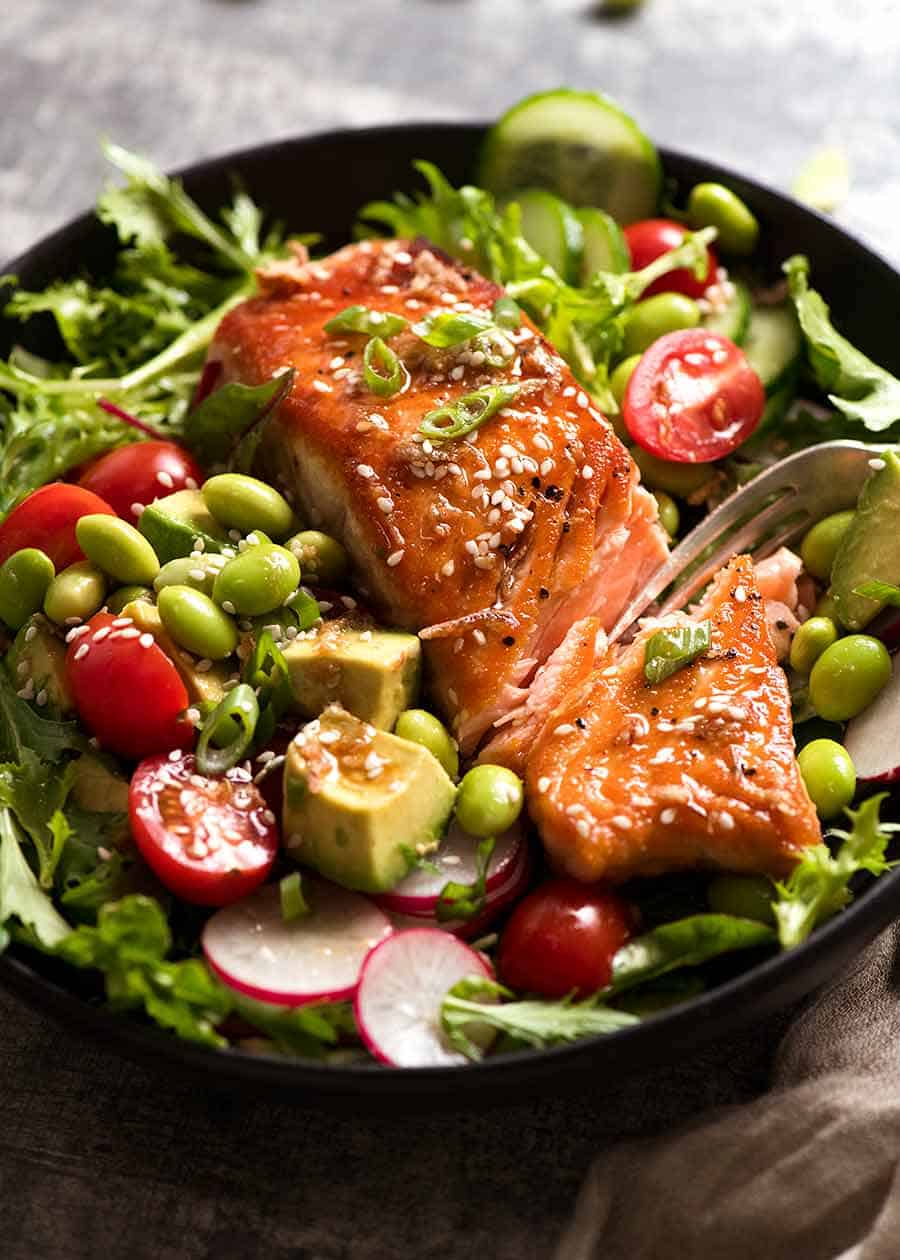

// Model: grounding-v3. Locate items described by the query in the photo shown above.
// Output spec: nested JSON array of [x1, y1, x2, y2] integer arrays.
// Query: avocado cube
[[283, 705, 456, 893], [138, 489, 227, 564], [282, 618, 420, 730], [6, 614, 74, 715], [70, 752, 131, 813], [832, 450, 900, 629]]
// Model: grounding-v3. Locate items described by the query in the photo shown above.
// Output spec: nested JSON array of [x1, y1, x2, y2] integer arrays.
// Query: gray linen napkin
[[556, 924, 900, 1260]]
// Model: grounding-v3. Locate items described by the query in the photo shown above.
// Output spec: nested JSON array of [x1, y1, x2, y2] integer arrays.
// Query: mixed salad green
[[2, 89, 900, 1067]]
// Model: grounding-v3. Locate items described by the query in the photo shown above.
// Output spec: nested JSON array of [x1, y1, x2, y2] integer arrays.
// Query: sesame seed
[[472, 628, 487, 646], [540, 458, 554, 477], [329, 355, 345, 370], [65, 625, 90, 643], [869, 457, 887, 471], [357, 464, 375, 479], [394, 250, 413, 265], [377, 496, 394, 514], [139, 633, 155, 649], [554, 723, 575, 736], [474, 468, 492, 481], [156, 470, 175, 489], [24, 625, 38, 643], [194, 537, 206, 553], [74, 643, 90, 661], [189, 568, 207, 582], [464, 540, 479, 556], [576, 391, 589, 409], [185, 478, 198, 491], [582, 465, 594, 480], [661, 808, 677, 824], [441, 559, 455, 577], [386, 549, 405, 567], [186, 708, 201, 725], [169, 749, 183, 762], [563, 386, 576, 398], [118, 628, 141, 640], [733, 586, 748, 603], [36, 689, 48, 707], [474, 555, 495, 569], [17, 680, 35, 700], [610, 816, 631, 830], [313, 379, 332, 394], [64, 616, 83, 627], [222, 600, 237, 615], [195, 659, 213, 673], [719, 811, 736, 831], [576, 819, 591, 838], [537, 776, 551, 793], [93, 625, 112, 643], [130, 501, 145, 518]]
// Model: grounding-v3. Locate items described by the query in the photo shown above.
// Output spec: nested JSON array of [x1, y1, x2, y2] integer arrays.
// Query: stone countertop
[[1, 2, 898, 1257]]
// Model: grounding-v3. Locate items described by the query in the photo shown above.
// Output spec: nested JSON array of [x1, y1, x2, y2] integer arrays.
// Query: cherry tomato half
[[623, 329, 765, 463], [0, 483, 115, 569], [129, 752, 279, 906], [66, 612, 194, 760], [624, 218, 717, 299], [78, 440, 205, 522], [498, 878, 634, 998]]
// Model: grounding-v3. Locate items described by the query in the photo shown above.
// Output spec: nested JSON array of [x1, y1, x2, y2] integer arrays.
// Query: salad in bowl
[[2, 90, 900, 1073]]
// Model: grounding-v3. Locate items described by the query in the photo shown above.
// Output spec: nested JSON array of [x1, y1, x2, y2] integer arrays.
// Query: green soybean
[[707, 873, 775, 924], [395, 709, 459, 779], [797, 738, 856, 819], [630, 445, 713, 497], [213, 543, 300, 616], [202, 474, 294, 540], [455, 764, 524, 838], [653, 490, 680, 540], [622, 293, 701, 357], [0, 549, 55, 631], [610, 354, 642, 410], [799, 510, 855, 582], [687, 182, 760, 255], [789, 616, 839, 674], [285, 530, 349, 586], [44, 562, 107, 625], [808, 634, 891, 721], [158, 585, 238, 660], [154, 555, 220, 597], [76, 514, 160, 586], [106, 585, 154, 614], [814, 591, 840, 621]]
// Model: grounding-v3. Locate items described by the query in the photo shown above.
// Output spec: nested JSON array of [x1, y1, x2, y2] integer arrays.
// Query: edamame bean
[[622, 293, 700, 357], [202, 474, 294, 540], [687, 183, 760, 256], [814, 591, 839, 621], [455, 764, 524, 838], [610, 354, 642, 410], [106, 585, 154, 614], [285, 530, 349, 586], [789, 615, 839, 674], [158, 585, 238, 660], [213, 543, 300, 616], [653, 490, 680, 540], [630, 445, 713, 497], [707, 873, 775, 923], [395, 709, 459, 779], [154, 555, 219, 597], [799, 510, 855, 582], [44, 562, 106, 625], [808, 634, 891, 721], [76, 514, 160, 586], [0, 548, 55, 631], [797, 738, 856, 819]]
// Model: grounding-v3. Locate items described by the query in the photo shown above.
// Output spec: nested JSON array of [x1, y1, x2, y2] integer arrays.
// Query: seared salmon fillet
[[526, 556, 821, 882], [208, 238, 668, 760]]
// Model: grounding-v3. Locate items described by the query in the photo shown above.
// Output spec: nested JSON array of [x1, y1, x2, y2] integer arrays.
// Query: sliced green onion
[[280, 871, 310, 922], [195, 684, 259, 775], [436, 836, 496, 922], [243, 629, 292, 713], [644, 621, 711, 685], [412, 308, 495, 348], [853, 579, 900, 605], [284, 587, 322, 631], [419, 383, 520, 442], [491, 296, 522, 331], [324, 305, 408, 338], [363, 337, 408, 398]]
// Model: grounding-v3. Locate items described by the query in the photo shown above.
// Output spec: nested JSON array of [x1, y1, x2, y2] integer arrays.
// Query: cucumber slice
[[480, 89, 662, 225], [578, 207, 629, 281], [513, 188, 583, 282], [742, 302, 803, 393], [702, 280, 751, 345]]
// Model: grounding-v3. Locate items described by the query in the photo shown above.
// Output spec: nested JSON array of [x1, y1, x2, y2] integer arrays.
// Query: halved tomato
[[129, 752, 279, 906], [623, 329, 765, 463], [78, 440, 205, 522], [0, 483, 115, 569]]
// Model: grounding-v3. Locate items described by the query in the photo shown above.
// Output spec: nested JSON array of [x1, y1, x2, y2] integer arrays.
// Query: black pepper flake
[[502, 635, 515, 646], [775, 619, 788, 630], [575, 717, 586, 730], [538, 587, 550, 600], [341, 286, 352, 296], [562, 521, 571, 534], [650, 706, 660, 717], [724, 647, 738, 659], [544, 485, 564, 501], [531, 476, 542, 489], [745, 767, 757, 776]]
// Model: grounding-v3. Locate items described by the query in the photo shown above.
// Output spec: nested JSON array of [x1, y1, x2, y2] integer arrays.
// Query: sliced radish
[[203, 878, 392, 1006], [355, 929, 495, 1067], [373, 820, 524, 916], [844, 652, 900, 784]]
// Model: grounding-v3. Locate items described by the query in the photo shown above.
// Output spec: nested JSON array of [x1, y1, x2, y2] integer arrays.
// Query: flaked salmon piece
[[755, 547, 804, 660], [526, 555, 820, 883], [208, 238, 668, 760]]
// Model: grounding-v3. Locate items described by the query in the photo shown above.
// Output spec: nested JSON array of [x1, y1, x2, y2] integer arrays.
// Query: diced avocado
[[69, 752, 130, 812], [138, 489, 227, 564], [5, 614, 74, 715], [831, 451, 900, 630], [283, 704, 456, 893], [282, 617, 420, 729], [120, 599, 232, 705]]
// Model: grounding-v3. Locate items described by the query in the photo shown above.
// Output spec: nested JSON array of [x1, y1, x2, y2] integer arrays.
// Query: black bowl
[[2, 123, 899, 1105]]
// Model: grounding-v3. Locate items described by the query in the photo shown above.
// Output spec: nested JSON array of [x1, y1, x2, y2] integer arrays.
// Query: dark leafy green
[[0, 751, 76, 887], [182, 368, 294, 469], [0, 807, 70, 949], [609, 914, 776, 992]]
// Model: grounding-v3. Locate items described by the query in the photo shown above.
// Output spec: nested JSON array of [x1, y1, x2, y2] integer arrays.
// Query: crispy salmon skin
[[526, 556, 821, 882], [209, 238, 668, 759]]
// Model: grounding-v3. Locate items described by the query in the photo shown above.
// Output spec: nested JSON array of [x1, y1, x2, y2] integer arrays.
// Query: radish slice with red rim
[[355, 929, 495, 1067], [203, 878, 392, 1006], [843, 652, 900, 784]]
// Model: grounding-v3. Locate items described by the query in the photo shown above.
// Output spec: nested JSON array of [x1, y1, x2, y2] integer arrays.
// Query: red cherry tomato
[[498, 878, 634, 998], [66, 612, 194, 760], [0, 483, 115, 569], [78, 441, 205, 521], [624, 218, 717, 298], [129, 752, 279, 906], [623, 329, 765, 463]]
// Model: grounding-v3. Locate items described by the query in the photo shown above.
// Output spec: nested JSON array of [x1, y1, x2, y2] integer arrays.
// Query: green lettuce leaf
[[232, 993, 356, 1057], [0, 666, 86, 764], [609, 913, 776, 992], [0, 807, 70, 949], [0, 751, 76, 887]]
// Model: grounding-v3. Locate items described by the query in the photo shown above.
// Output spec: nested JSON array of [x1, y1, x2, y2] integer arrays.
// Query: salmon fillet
[[208, 238, 668, 761], [526, 556, 821, 882]]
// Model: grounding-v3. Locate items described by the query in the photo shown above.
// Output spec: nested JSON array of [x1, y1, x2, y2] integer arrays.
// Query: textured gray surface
[[0, 2, 898, 1257]]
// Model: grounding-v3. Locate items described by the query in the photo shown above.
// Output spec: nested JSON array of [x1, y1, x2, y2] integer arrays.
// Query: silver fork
[[609, 440, 891, 644]]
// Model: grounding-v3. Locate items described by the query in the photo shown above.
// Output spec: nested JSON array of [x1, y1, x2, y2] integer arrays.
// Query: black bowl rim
[[2, 119, 899, 1096]]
